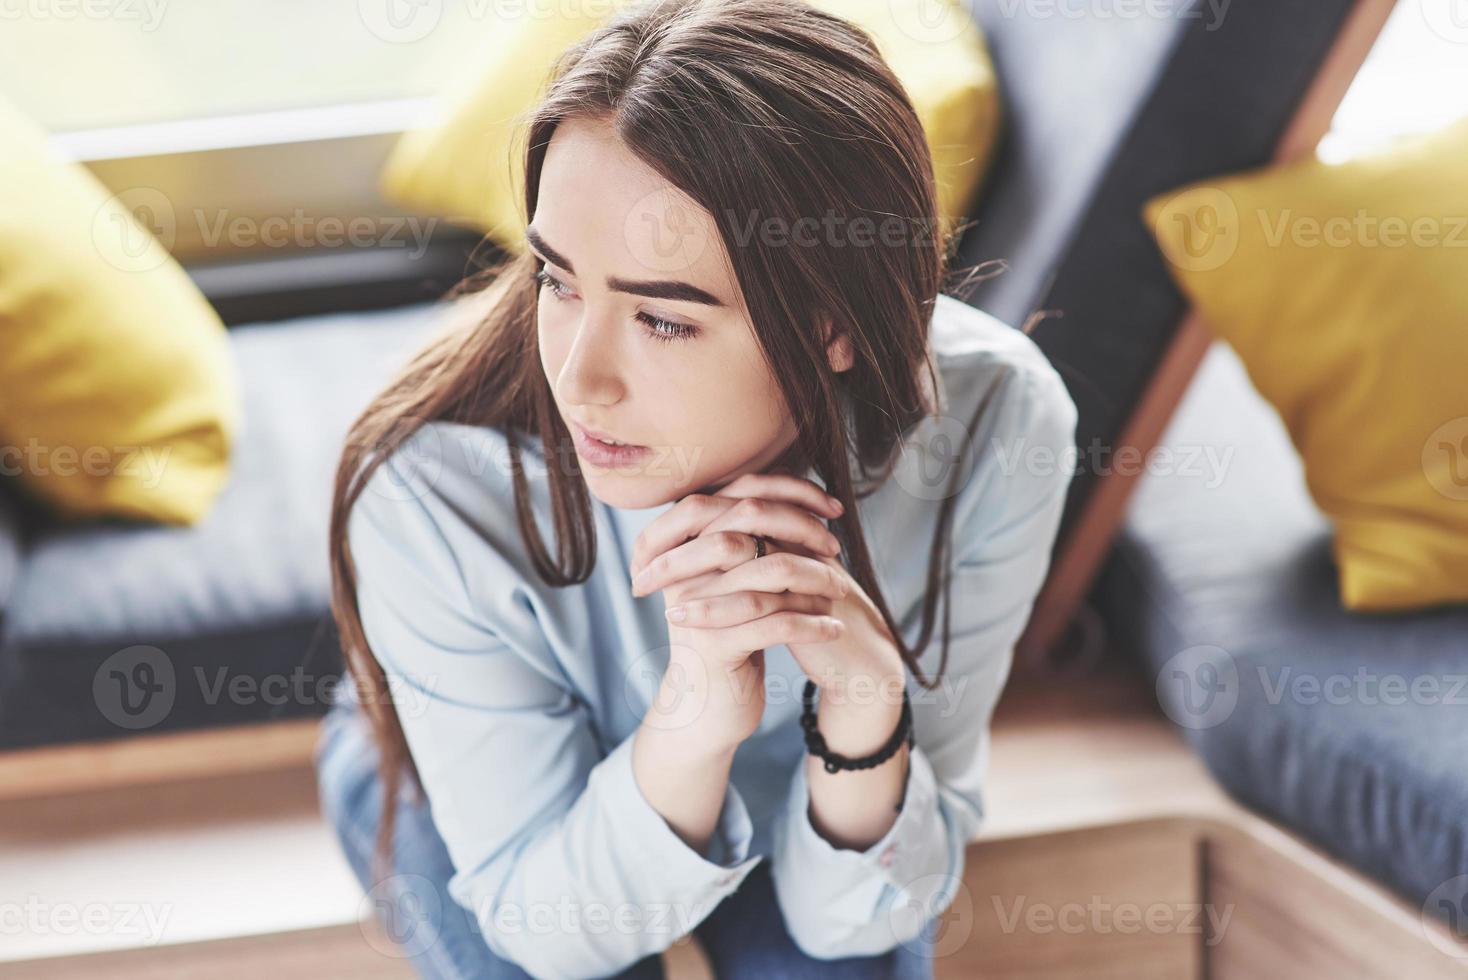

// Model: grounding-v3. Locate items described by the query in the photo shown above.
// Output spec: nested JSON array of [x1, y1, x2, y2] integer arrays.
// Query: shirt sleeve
[[346, 437, 764, 978], [770, 359, 1079, 959]]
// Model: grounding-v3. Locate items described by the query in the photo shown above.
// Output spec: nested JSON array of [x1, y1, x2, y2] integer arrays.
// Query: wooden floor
[[0, 923, 417, 980], [0, 659, 1185, 974], [2, 660, 1463, 977]]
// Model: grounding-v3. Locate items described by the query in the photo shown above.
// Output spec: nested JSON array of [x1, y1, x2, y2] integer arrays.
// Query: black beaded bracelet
[[799, 679, 914, 775]]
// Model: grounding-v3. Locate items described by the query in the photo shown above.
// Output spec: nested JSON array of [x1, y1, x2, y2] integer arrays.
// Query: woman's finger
[[635, 530, 849, 599], [666, 590, 833, 629], [632, 529, 761, 597], [683, 551, 849, 604], [702, 496, 841, 562], [710, 610, 846, 653], [660, 543, 829, 604], [714, 472, 843, 523], [631, 475, 841, 576]]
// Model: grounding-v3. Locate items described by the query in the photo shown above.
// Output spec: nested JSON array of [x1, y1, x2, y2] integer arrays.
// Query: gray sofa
[[0, 0, 1354, 747], [0, 304, 442, 746], [1094, 340, 1468, 916]]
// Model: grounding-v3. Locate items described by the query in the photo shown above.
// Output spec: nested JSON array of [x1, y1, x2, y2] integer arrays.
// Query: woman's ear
[[821, 316, 855, 373]]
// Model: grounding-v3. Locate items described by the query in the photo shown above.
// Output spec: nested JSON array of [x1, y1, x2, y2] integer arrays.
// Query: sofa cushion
[[0, 93, 239, 525], [1093, 339, 1468, 913], [0, 301, 445, 748], [1144, 118, 1468, 612], [382, 0, 1001, 251]]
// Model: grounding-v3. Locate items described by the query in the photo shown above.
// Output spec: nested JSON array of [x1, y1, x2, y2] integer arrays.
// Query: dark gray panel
[[956, 0, 1360, 543]]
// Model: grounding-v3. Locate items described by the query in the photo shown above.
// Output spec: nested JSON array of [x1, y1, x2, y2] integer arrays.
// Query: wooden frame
[[0, 718, 321, 803], [949, 813, 1468, 979], [7, 810, 1462, 979]]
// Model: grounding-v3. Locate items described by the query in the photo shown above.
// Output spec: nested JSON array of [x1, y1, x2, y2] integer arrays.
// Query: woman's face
[[531, 115, 833, 511]]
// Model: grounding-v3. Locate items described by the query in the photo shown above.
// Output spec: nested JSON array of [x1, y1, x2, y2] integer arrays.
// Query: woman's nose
[[555, 313, 625, 407]]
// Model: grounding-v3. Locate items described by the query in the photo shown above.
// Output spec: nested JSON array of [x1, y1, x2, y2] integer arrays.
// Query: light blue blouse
[[346, 292, 1078, 976]]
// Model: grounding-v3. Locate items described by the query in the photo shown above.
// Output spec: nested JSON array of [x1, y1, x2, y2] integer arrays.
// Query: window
[[1321, 0, 1468, 162]]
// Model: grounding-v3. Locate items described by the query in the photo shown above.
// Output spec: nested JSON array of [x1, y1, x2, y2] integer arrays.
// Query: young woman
[[314, 0, 1078, 977]]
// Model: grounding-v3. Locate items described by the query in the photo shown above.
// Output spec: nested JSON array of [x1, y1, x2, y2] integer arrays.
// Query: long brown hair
[[329, 0, 1001, 886]]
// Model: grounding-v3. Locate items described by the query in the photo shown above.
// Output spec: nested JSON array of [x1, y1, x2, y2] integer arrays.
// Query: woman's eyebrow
[[526, 225, 726, 308]]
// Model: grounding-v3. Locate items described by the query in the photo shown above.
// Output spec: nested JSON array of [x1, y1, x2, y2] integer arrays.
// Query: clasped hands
[[628, 470, 906, 708]]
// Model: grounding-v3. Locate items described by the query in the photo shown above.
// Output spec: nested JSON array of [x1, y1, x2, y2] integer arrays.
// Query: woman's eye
[[636, 311, 699, 344], [532, 264, 694, 343], [531, 267, 575, 301]]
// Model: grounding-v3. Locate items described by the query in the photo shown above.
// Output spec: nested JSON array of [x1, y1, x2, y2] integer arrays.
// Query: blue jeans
[[314, 696, 937, 979]]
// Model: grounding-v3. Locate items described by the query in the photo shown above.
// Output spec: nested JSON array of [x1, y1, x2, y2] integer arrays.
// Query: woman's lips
[[572, 422, 652, 467], [574, 421, 640, 446]]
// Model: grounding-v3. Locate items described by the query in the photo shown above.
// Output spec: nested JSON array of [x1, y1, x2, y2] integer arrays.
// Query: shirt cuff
[[784, 740, 937, 877], [772, 743, 955, 951], [596, 730, 764, 897]]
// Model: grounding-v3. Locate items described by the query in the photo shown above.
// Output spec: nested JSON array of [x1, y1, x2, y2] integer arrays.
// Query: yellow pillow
[[382, 0, 999, 253], [0, 97, 238, 525], [1144, 117, 1468, 612]]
